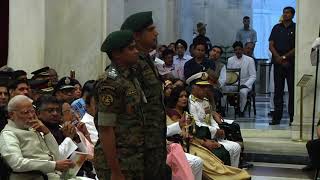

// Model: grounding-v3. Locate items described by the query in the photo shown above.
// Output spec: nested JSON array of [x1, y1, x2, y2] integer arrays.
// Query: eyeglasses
[[43, 108, 61, 113], [14, 108, 35, 115]]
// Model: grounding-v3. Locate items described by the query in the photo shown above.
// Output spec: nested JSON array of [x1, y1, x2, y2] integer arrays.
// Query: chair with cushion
[[223, 68, 241, 119]]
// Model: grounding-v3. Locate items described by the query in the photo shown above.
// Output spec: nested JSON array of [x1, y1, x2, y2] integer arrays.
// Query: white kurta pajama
[[223, 55, 256, 112], [0, 120, 61, 180]]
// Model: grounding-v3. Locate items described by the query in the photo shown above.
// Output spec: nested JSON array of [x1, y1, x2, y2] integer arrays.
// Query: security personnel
[[94, 30, 145, 180], [121, 12, 169, 179]]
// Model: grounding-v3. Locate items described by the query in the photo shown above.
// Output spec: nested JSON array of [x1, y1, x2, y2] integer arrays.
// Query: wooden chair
[[245, 83, 256, 117], [223, 68, 241, 119]]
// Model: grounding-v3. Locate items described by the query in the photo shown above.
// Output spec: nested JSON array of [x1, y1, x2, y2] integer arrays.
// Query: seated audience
[[157, 44, 168, 59], [71, 80, 95, 119], [54, 77, 76, 104], [184, 40, 215, 80], [0, 95, 74, 179], [168, 42, 176, 54], [31, 67, 51, 81], [81, 82, 99, 145], [11, 70, 27, 81], [166, 86, 250, 179], [71, 79, 82, 100], [48, 68, 59, 86], [35, 95, 95, 178], [0, 74, 9, 131], [156, 49, 176, 80], [173, 39, 192, 80], [8, 79, 30, 98], [222, 41, 256, 117], [209, 46, 226, 88]]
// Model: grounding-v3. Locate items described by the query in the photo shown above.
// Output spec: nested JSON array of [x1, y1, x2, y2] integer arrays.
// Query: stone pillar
[[44, 0, 107, 84], [7, 0, 45, 77], [292, 0, 320, 140], [176, 0, 193, 47]]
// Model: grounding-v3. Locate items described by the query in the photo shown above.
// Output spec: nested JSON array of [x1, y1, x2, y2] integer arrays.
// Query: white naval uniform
[[188, 95, 241, 167], [167, 122, 203, 180], [223, 55, 256, 112]]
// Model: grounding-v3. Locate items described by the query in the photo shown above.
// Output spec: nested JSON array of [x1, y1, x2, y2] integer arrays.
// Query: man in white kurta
[[0, 95, 74, 180], [223, 41, 256, 114], [167, 121, 203, 180], [187, 73, 241, 167]]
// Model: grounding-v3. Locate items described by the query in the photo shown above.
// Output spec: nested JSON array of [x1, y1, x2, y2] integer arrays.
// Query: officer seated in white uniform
[[187, 72, 241, 167]]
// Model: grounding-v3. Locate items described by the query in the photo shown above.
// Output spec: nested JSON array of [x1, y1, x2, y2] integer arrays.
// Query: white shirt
[[173, 54, 192, 80], [218, 65, 227, 87], [156, 63, 176, 77], [167, 122, 182, 137], [188, 94, 220, 139], [81, 113, 99, 145], [227, 54, 256, 89]]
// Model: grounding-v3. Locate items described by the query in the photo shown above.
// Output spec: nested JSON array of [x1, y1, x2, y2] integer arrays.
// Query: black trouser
[[306, 139, 320, 167], [273, 62, 295, 122]]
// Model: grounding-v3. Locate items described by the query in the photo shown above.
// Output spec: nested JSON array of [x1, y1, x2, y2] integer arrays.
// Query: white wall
[[124, 0, 176, 45], [189, 0, 253, 47], [44, 0, 106, 84], [107, 0, 125, 33], [7, 0, 45, 77]]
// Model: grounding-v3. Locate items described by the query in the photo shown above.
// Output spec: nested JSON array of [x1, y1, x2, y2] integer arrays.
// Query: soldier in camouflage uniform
[[121, 12, 169, 179], [94, 30, 145, 180]]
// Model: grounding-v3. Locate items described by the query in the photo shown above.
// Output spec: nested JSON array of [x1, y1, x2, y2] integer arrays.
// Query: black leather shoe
[[269, 121, 280, 125], [239, 161, 254, 169], [302, 164, 314, 171], [239, 111, 245, 117], [268, 111, 274, 116]]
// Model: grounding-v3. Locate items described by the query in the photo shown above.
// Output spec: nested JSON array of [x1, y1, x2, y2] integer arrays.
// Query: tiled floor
[[248, 162, 314, 180], [224, 94, 290, 130], [224, 94, 314, 179]]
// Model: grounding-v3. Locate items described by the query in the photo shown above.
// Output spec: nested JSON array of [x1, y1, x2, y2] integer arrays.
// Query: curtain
[[0, 0, 9, 67]]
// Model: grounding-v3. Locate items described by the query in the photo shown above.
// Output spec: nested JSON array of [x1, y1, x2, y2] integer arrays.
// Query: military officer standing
[[94, 30, 145, 180], [121, 12, 169, 179]]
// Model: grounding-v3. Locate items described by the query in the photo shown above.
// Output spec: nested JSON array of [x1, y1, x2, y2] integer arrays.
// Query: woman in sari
[[166, 86, 251, 180]]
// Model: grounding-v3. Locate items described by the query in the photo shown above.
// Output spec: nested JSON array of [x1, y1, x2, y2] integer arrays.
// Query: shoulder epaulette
[[106, 65, 119, 80]]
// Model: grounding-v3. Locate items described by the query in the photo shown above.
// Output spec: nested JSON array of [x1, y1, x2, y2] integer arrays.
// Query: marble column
[[7, 0, 45, 78], [292, 0, 320, 140], [44, 0, 107, 84]]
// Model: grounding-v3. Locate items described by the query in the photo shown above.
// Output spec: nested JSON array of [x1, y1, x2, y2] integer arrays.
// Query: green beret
[[101, 30, 134, 54], [121, 11, 153, 32]]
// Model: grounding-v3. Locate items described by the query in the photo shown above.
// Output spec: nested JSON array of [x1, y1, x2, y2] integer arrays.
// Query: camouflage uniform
[[135, 53, 168, 179], [94, 64, 145, 180]]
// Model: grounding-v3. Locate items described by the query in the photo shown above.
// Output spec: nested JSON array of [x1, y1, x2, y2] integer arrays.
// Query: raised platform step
[[240, 128, 309, 164], [241, 128, 291, 139], [243, 137, 307, 156]]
